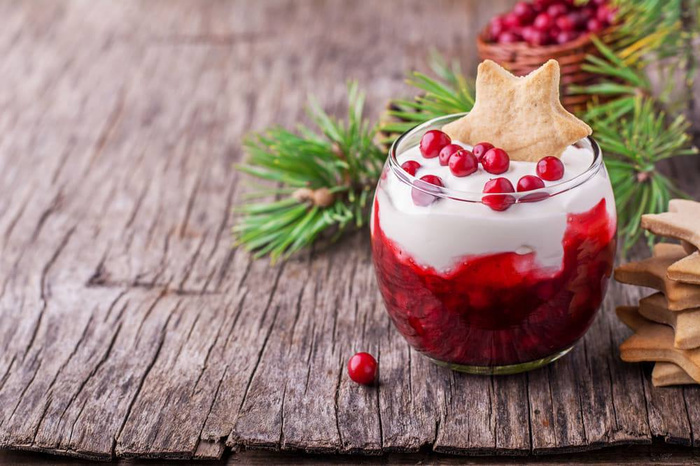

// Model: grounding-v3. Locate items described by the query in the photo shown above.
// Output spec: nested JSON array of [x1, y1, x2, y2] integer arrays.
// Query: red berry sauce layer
[[371, 198, 616, 367]]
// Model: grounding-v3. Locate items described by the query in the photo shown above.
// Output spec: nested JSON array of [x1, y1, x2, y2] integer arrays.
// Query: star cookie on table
[[616, 306, 700, 384], [442, 59, 592, 162], [614, 243, 700, 311], [638, 293, 700, 350]]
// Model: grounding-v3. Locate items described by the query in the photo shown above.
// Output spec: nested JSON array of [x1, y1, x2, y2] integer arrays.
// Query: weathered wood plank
[[1, 0, 699, 461]]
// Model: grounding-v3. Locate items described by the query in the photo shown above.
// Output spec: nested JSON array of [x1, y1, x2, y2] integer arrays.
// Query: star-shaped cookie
[[641, 199, 700, 285], [614, 243, 700, 311], [652, 362, 696, 387], [442, 60, 592, 162], [616, 306, 700, 383], [638, 292, 700, 349]]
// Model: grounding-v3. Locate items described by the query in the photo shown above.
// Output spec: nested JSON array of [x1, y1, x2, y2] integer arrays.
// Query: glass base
[[428, 345, 574, 375]]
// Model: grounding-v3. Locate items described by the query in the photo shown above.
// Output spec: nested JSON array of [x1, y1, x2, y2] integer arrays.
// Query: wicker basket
[[477, 27, 617, 113]]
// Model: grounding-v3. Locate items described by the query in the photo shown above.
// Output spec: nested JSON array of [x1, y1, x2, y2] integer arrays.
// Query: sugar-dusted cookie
[[442, 60, 591, 162], [652, 362, 697, 387], [614, 243, 700, 311], [616, 306, 700, 382], [638, 293, 700, 349]]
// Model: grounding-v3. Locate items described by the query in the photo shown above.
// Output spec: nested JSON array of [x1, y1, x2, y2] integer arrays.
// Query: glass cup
[[371, 114, 617, 374]]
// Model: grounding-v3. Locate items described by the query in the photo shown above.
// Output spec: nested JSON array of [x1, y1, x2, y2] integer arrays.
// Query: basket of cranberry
[[477, 0, 618, 112]]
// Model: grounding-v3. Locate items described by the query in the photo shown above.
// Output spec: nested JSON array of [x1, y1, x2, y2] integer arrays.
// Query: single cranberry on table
[[472, 142, 494, 162], [411, 174, 444, 207], [419, 130, 451, 159], [483, 177, 516, 211], [400, 160, 421, 176], [481, 147, 510, 174], [438, 143, 464, 166], [537, 156, 565, 181], [347, 352, 377, 385], [449, 150, 478, 177]]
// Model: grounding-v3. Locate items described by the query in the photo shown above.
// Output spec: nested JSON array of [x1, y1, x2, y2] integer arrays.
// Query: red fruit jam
[[371, 198, 616, 367]]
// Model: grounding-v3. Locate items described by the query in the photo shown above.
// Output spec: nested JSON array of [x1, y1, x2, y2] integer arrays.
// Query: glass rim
[[387, 113, 603, 203]]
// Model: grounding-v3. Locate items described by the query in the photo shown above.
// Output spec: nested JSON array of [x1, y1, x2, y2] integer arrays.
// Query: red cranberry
[[517, 175, 549, 202], [534, 0, 554, 11], [481, 148, 510, 174], [438, 143, 463, 166], [419, 130, 451, 159], [516, 175, 545, 192], [347, 352, 377, 385], [587, 18, 604, 33], [568, 11, 587, 29], [513, 2, 535, 22], [555, 14, 575, 31], [411, 174, 444, 206], [498, 31, 521, 44], [581, 6, 595, 19], [472, 142, 494, 161], [533, 13, 553, 31], [556, 30, 579, 44], [401, 160, 421, 176], [490, 16, 506, 39], [521, 26, 536, 42], [527, 29, 551, 46], [536, 156, 565, 181], [547, 3, 568, 18], [448, 150, 478, 177], [597, 5, 616, 24], [503, 12, 522, 29], [483, 178, 516, 211]]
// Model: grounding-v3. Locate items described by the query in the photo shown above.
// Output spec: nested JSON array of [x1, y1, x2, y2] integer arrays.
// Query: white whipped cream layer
[[373, 141, 616, 273]]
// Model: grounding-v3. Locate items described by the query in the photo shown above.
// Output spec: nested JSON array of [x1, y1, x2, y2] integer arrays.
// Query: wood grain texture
[[0, 0, 699, 461]]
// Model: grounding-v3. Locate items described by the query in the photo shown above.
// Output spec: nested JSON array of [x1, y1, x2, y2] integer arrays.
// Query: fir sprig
[[234, 82, 383, 261], [592, 97, 697, 252]]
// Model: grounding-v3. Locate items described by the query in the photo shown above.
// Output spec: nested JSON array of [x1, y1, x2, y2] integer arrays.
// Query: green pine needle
[[234, 81, 383, 261], [592, 97, 697, 253]]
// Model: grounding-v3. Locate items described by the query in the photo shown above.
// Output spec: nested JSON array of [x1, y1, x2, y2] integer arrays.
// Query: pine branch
[[234, 82, 384, 261], [592, 97, 698, 253]]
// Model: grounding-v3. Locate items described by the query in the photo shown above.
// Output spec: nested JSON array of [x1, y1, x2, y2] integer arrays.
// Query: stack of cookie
[[614, 199, 700, 387]]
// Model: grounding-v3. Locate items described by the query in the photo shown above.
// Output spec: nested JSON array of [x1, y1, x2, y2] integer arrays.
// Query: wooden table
[[1, 0, 699, 463]]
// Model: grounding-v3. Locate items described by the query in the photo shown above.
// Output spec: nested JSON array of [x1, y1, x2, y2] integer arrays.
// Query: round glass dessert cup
[[371, 114, 617, 375]]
